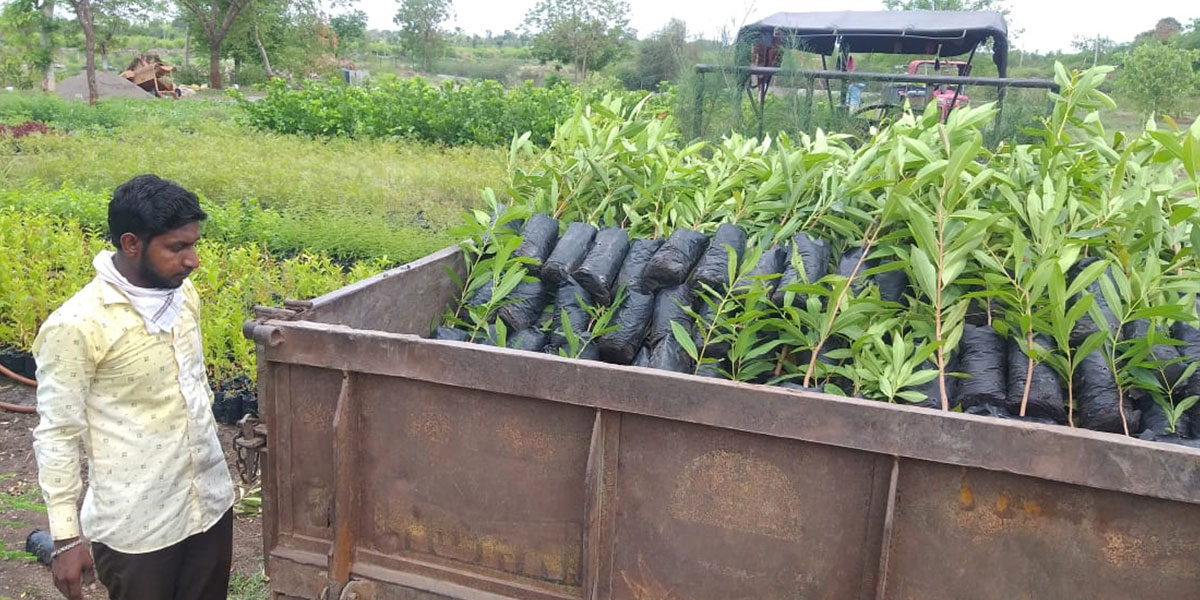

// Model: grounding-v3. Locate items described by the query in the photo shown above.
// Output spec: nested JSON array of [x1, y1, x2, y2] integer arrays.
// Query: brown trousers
[[92, 510, 233, 600]]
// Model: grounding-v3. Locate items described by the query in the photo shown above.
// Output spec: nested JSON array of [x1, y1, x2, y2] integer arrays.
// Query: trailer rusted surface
[[245, 247, 1200, 600]]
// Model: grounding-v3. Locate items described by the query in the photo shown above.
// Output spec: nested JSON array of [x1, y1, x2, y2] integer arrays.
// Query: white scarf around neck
[[93, 250, 184, 335]]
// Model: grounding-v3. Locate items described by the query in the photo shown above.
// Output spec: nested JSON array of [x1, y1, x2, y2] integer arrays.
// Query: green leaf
[[944, 133, 982, 191], [1131, 305, 1192, 321], [1176, 394, 1200, 417], [670, 321, 700, 362], [961, 167, 995, 198], [910, 250, 938, 301], [494, 319, 508, 348], [560, 309, 579, 351], [902, 196, 938, 249], [904, 369, 940, 388], [1098, 276, 1125, 323], [744, 338, 785, 361], [879, 377, 895, 399], [1077, 332, 1109, 364], [1066, 295, 1096, 325], [1191, 221, 1200, 265], [1066, 259, 1109, 298], [1169, 205, 1198, 228]]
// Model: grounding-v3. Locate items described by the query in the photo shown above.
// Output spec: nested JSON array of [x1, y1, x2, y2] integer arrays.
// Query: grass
[[229, 570, 269, 600], [0, 541, 36, 563], [0, 117, 506, 262], [0, 93, 238, 131], [0, 474, 42, 563], [0, 474, 44, 515]]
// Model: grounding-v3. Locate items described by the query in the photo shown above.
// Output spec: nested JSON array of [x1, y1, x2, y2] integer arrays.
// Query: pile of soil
[[55, 71, 152, 101]]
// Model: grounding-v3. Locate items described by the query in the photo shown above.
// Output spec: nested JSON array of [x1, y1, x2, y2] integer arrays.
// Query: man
[[32, 174, 235, 600]]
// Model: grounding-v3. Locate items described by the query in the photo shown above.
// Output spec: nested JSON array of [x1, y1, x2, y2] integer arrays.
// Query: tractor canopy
[[737, 10, 1009, 76]]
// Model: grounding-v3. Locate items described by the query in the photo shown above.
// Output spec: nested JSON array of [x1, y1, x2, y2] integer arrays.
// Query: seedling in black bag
[[1123, 324, 1199, 436], [1042, 259, 1109, 427], [557, 286, 627, 360], [447, 238, 535, 347], [444, 196, 534, 325], [841, 318, 940, 404], [1084, 251, 1193, 436], [898, 127, 1000, 411], [711, 244, 786, 383], [673, 245, 770, 380], [799, 220, 886, 389]]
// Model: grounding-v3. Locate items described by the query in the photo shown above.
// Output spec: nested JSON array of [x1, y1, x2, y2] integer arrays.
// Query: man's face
[[136, 222, 201, 289]]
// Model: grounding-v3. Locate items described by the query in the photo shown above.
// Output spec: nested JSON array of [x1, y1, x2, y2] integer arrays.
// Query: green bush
[[0, 93, 237, 130], [233, 77, 581, 146], [0, 208, 387, 380], [1117, 41, 1200, 118], [232, 77, 672, 147], [232, 64, 272, 87], [173, 64, 209, 86]]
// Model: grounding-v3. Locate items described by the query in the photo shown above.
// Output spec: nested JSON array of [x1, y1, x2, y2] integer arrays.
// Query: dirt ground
[[0, 379, 263, 599]]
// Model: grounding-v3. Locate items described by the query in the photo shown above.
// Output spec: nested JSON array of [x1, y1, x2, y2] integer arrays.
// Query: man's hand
[[51, 538, 95, 600]]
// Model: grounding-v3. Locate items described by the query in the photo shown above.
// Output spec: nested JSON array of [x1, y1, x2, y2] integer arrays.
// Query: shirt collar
[[98, 278, 132, 306]]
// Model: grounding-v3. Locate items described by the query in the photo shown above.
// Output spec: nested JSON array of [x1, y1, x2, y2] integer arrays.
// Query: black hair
[[108, 174, 207, 248]]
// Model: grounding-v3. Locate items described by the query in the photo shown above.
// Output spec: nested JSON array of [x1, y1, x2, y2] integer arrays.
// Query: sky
[[354, 0, 1199, 54]]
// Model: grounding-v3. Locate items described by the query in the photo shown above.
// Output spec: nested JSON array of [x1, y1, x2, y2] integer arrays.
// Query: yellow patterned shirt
[[32, 277, 234, 553]]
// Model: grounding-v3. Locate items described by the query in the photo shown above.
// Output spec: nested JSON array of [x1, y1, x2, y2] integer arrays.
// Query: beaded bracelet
[[50, 539, 84, 560]]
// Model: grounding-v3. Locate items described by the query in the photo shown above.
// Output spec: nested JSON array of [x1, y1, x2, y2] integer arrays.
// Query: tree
[[393, 0, 450, 72], [1117, 41, 1200, 118], [1135, 17, 1186, 45], [1071, 34, 1115, 67], [882, 0, 1009, 14], [1175, 19, 1200, 71], [523, 0, 631, 80], [632, 18, 691, 90], [1154, 17, 1183, 42], [882, 0, 1019, 46], [1, 0, 60, 90], [330, 8, 365, 57], [63, 0, 96, 101], [92, 0, 158, 71], [175, 0, 253, 88], [205, 0, 341, 83]]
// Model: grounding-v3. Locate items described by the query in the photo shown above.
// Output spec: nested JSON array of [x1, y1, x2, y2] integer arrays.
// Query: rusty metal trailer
[[244, 246, 1200, 600]]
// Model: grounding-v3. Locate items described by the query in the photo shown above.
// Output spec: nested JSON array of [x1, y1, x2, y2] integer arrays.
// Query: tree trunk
[[184, 31, 191, 68], [100, 39, 109, 71], [178, 0, 251, 89], [40, 0, 55, 92], [253, 21, 274, 77], [209, 38, 223, 88], [81, 8, 97, 104], [421, 30, 430, 72]]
